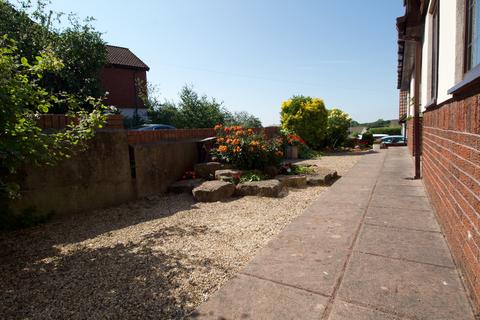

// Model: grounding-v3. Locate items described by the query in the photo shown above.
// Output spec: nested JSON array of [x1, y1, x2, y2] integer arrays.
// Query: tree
[[280, 95, 328, 148], [225, 111, 262, 128], [175, 85, 228, 128], [325, 108, 352, 149], [0, 37, 106, 200], [0, 0, 107, 111]]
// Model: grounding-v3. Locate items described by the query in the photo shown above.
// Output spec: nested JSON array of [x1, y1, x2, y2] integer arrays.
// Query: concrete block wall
[[422, 94, 480, 307]]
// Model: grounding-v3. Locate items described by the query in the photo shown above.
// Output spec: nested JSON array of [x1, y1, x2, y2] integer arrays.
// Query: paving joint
[[320, 153, 386, 320]]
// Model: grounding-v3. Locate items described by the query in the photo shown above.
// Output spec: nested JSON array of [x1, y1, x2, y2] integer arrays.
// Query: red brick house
[[397, 0, 480, 310], [101, 45, 150, 118]]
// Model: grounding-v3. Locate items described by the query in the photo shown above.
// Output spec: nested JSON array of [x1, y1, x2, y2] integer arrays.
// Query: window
[[466, 0, 480, 71], [431, 1, 440, 100]]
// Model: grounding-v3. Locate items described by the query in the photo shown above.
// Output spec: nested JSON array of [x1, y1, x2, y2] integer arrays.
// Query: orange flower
[[276, 150, 284, 157], [217, 145, 228, 152], [232, 139, 240, 145], [226, 138, 233, 144], [247, 128, 254, 134], [235, 130, 244, 136], [235, 146, 241, 153], [250, 140, 259, 146], [214, 124, 223, 130], [217, 137, 225, 143]]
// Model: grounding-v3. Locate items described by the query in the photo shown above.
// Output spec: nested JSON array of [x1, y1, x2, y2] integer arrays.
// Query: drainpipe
[[413, 40, 422, 179]]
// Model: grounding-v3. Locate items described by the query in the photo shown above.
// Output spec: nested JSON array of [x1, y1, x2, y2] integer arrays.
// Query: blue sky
[[49, 0, 404, 125]]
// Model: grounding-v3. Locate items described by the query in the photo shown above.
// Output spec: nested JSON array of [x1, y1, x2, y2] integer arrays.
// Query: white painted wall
[[421, 11, 432, 111], [437, 0, 457, 103]]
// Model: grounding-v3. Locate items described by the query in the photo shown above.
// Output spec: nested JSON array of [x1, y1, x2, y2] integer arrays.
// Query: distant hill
[[350, 119, 400, 128]]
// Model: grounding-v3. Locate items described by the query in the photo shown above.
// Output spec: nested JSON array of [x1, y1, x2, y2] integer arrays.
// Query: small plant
[[293, 165, 315, 175], [239, 171, 265, 183]]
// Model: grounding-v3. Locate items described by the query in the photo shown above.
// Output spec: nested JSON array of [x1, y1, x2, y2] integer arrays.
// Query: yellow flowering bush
[[280, 95, 328, 148], [211, 124, 283, 170]]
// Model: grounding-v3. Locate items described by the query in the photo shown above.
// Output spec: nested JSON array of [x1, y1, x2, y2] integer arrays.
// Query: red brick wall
[[127, 126, 280, 144], [422, 94, 480, 309], [100, 66, 146, 109], [407, 118, 422, 156]]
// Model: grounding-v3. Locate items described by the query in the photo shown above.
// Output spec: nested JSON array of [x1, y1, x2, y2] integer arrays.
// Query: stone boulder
[[307, 168, 339, 186], [192, 180, 235, 202], [276, 175, 307, 188], [194, 162, 231, 179], [235, 179, 286, 198], [215, 169, 243, 181], [168, 179, 204, 193]]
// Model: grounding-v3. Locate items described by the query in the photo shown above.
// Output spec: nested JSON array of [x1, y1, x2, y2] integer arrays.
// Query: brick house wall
[[406, 118, 422, 156], [422, 94, 480, 306]]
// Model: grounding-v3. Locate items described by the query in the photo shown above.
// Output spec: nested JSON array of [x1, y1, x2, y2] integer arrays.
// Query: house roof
[[105, 45, 150, 71]]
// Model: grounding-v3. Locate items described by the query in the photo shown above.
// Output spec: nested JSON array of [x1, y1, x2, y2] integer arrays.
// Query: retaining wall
[[422, 94, 480, 308]]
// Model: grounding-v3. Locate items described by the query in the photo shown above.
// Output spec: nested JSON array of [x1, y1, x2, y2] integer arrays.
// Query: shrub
[[368, 127, 401, 135], [361, 131, 374, 146], [211, 125, 284, 170], [325, 108, 352, 149], [280, 96, 328, 149], [239, 171, 265, 183]]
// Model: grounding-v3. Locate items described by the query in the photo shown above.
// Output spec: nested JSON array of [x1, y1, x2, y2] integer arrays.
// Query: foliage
[[211, 124, 284, 170], [351, 118, 397, 129], [0, 0, 107, 110], [361, 131, 374, 146], [368, 127, 402, 135], [293, 165, 315, 175], [239, 171, 265, 183], [225, 111, 262, 128], [298, 144, 322, 159], [325, 108, 352, 149], [280, 95, 328, 149], [175, 85, 229, 128], [0, 36, 106, 200]]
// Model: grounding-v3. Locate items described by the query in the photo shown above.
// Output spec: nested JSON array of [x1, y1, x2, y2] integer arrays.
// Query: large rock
[[194, 162, 231, 179], [215, 169, 243, 181], [235, 179, 286, 198], [168, 179, 204, 193], [307, 168, 339, 186], [276, 175, 307, 188], [192, 180, 235, 202]]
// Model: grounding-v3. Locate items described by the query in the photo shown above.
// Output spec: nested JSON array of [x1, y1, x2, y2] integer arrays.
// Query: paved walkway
[[192, 147, 475, 320]]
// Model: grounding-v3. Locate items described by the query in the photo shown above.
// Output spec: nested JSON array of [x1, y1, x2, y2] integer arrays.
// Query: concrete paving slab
[[338, 252, 475, 320], [373, 185, 426, 197], [376, 177, 424, 187], [370, 193, 431, 211], [328, 301, 404, 320], [191, 274, 328, 319], [365, 206, 440, 232], [356, 224, 454, 267]]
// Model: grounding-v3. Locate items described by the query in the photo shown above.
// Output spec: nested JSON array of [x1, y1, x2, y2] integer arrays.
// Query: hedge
[[368, 127, 401, 135]]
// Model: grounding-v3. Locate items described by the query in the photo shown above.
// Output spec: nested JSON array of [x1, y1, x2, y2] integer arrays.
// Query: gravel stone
[[0, 153, 362, 319], [194, 162, 229, 179]]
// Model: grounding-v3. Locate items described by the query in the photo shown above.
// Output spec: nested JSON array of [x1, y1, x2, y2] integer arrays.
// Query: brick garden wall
[[422, 94, 480, 308]]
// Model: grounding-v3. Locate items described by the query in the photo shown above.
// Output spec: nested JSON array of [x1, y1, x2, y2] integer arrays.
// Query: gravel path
[[0, 153, 363, 319]]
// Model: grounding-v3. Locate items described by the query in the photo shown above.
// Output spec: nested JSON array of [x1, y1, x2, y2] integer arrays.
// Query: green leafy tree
[[280, 95, 328, 148], [0, 37, 106, 201], [225, 111, 262, 128], [0, 0, 107, 111], [325, 108, 352, 149], [175, 85, 228, 128]]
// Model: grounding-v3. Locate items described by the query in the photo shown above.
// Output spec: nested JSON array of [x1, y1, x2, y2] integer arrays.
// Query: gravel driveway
[[0, 152, 364, 319]]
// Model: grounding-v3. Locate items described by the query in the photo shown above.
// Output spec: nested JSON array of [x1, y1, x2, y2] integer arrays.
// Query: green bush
[[361, 131, 374, 146], [368, 127, 401, 135], [280, 96, 328, 149], [325, 108, 352, 149]]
